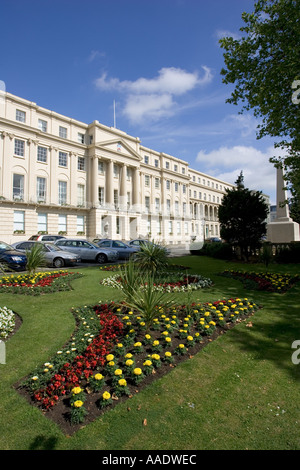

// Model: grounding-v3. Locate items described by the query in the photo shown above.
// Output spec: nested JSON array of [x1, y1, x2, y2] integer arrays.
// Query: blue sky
[[1, 0, 279, 203]]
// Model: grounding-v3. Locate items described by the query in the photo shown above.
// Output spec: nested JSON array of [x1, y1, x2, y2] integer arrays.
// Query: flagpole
[[113, 100, 116, 128]]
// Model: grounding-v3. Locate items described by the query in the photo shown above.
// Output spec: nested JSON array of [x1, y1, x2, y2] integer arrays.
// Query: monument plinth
[[266, 166, 300, 242]]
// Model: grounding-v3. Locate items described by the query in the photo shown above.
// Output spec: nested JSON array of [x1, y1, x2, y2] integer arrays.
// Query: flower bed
[[101, 273, 213, 292], [219, 270, 300, 293], [0, 306, 15, 339], [0, 270, 82, 294], [17, 296, 260, 433]]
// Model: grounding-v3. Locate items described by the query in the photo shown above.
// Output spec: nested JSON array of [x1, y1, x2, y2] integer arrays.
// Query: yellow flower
[[106, 354, 114, 362], [118, 379, 127, 386], [143, 360, 152, 367], [126, 359, 134, 366], [73, 400, 84, 408], [94, 373, 103, 380], [71, 387, 82, 395], [164, 351, 172, 357], [187, 336, 193, 341], [133, 368, 142, 376], [102, 391, 111, 400]]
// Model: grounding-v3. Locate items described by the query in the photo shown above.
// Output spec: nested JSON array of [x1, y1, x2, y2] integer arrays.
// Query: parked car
[[11, 241, 81, 268], [28, 234, 66, 242], [127, 239, 170, 255], [0, 241, 27, 271], [54, 239, 118, 264], [93, 239, 139, 260]]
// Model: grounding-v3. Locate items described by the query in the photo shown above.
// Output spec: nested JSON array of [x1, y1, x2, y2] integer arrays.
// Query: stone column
[[90, 155, 98, 208], [132, 167, 140, 210], [119, 163, 127, 211], [105, 159, 114, 209]]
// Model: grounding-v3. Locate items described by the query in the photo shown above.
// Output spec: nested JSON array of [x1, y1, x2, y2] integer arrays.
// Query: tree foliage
[[219, 0, 300, 201], [218, 172, 269, 260]]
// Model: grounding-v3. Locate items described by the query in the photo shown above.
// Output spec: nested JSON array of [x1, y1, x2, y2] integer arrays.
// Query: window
[[126, 168, 131, 180], [98, 187, 105, 206], [194, 191, 197, 198], [116, 216, 120, 235], [14, 139, 24, 157], [184, 222, 188, 235], [113, 164, 119, 178], [114, 189, 119, 208], [58, 214, 67, 233], [166, 161, 170, 169], [13, 174, 24, 199], [182, 167, 185, 174], [14, 210, 25, 232], [166, 180, 170, 190], [145, 196, 150, 211], [177, 222, 181, 235], [98, 160, 104, 174], [16, 110, 25, 122], [78, 132, 85, 144], [144, 155, 149, 164], [199, 192, 202, 199], [174, 164, 178, 172], [166, 199, 171, 214], [183, 202, 186, 215], [77, 184, 85, 206], [154, 159, 159, 168], [174, 182, 179, 192], [58, 181, 67, 205], [59, 126, 67, 139], [156, 219, 161, 234], [155, 198, 160, 213], [175, 201, 179, 216], [37, 146, 47, 163], [77, 156, 85, 171], [38, 119, 47, 132], [145, 175, 150, 186], [182, 184, 186, 194], [59, 151, 68, 167], [37, 213, 47, 232], [168, 221, 173, 234], [37, 177, 46, 202], [155, 178, 160, 189], [77, 215, 85, 233]]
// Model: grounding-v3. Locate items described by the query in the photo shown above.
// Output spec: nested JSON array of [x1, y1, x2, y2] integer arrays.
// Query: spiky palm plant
[[26, 244, 46, 274]]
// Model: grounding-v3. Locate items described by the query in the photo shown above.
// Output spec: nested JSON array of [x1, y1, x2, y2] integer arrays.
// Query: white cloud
[[123, 93, 175, 122], [87, 50, 105, 62], [94, 66, 213, 123], [196, 145, 281, 203], [95, 66, 212, 95]]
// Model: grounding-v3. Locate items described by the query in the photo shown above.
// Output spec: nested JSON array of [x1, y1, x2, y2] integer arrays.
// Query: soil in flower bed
[[15, 299, 261, 435]]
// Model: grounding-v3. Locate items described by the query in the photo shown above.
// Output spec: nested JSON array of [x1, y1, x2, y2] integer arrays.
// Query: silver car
[[54, 238, 118, 264], [93, 239, 139, 260], [11, 241, 81, 268]]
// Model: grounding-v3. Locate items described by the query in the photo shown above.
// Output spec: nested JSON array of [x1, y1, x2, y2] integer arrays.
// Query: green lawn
[[0, 256, 299, 450]]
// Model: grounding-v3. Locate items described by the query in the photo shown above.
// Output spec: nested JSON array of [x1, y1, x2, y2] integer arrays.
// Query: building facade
[[0, 92, 234, 245]]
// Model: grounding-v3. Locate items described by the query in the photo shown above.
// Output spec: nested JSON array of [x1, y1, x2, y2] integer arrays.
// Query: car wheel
[[53, 257, 64, 268], [96, 253, 107, 264]]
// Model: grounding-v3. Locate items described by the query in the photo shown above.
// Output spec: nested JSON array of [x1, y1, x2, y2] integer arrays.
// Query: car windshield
[[0, 242, 13, 251], [44, 243, 62, 252]]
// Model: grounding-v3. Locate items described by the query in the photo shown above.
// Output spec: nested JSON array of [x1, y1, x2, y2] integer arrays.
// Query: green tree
[[219, 0, 300, 202], [218, 172, 269, 260]]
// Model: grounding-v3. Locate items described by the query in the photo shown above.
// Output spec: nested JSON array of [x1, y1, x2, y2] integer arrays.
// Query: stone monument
[[266, 166, 300, 242]]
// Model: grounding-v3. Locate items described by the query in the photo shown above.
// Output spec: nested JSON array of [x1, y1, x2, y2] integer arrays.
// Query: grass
[[0, 257, 300, 450]]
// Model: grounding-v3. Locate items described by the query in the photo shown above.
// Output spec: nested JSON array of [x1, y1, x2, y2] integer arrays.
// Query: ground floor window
[[13, 210, 25, 232], [77, 215, 85, 233], [37, 213, 47, 233]]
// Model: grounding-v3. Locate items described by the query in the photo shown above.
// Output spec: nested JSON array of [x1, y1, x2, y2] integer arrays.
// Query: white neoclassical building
[[0, 91, 234, 246]]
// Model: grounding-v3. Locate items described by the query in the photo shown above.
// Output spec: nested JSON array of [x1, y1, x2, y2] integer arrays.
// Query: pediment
[[95, 138, 142, 161]]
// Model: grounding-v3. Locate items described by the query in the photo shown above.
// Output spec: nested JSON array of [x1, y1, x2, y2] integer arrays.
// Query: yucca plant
[[133, 241, 169, 276], [117, 260, 172, 331], [26, 244, 46, 274]]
